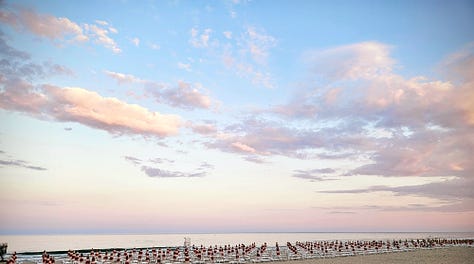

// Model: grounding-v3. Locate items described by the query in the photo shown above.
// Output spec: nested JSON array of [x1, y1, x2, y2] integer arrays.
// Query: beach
[[3, 237, 473, 264], [288, 247, 474, 264]]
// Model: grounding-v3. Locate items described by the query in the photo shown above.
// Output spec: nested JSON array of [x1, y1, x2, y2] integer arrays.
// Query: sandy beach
[[287, 247, 474, 264]]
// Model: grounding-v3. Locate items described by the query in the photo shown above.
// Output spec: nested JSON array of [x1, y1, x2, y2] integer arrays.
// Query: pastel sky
[[1, 0, 473, 234]]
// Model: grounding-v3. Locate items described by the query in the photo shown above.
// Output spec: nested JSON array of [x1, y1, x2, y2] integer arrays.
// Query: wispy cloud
[[187, 122, 217, 135], [84, 23, 121, 53], [131, 37, 140, 47], [124, 155, 212, 178], [292, 168, 337, 181], [141, 166, 206, 178], [149, 81, 213, 110], [0, 151, 47, 171], [104, 71, 214, 110], [104, 70, 145, 85], [177, 62, 192, 71], [0, 159, 47, 171], [189, 27, 213, 48], [245, 27, 276, 65]]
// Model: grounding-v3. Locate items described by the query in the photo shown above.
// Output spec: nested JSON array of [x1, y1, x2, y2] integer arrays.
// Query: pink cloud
[[308, 41, 395, 81], [165, 81, 211, 109], [245, 27, 276, 65], [104, 70, 145, 85], [231, 142, 257, 154], [188, 122, 217, 135], [0, 6, 122, 53], [84, 23, 121, 53], [0, 7, 87, 42], [104, 71, 214, 110], [189, 28, 213, 48], [0, 81, 181, 138]]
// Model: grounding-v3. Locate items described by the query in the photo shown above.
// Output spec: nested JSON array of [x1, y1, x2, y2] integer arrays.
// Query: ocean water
[[1, 232, 473, 253]]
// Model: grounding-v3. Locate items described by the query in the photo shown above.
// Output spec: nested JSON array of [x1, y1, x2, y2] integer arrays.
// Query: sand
[[286, 247, 474, 264]]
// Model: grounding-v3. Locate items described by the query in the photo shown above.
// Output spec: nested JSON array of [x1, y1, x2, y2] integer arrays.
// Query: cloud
[[141, 166, 206, 178], [0, 82, 182, 138], [104, 71, 214, 110], [123, 155, 211, 178], [104, 70, 145, 85], [219, 27, 276, 88], [0, 7, 87, 42], [150, 81, 212, 110], [317, 178, 474, 212], [177, 62, 192, 71], [149, 43, 160, 50], [84, 23, 121, 53], [0, 31, 74, 81], [243, 155, 267, 164], [223, 31, 232, 39], [307, 41, 395, 81], [124, 156, 142, 165], [131, 37, 140, 47], [0, 5, 122, 53], [189, 27, 213, 48], [245, 27, 276, 65], [205, 118, 334, 158], [0, 159, 47, 171], [203, 41, 474, 207], [188, 122, 217, 135], [0, 151, 46, 171], [292, 168, 337, 181]]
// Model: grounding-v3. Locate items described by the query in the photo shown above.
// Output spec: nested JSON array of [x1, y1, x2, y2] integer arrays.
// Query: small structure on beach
[[184, 237, 191, 248], [0, 243, 7, 261]]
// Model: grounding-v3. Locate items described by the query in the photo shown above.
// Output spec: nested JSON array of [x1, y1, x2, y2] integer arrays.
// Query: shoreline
[[3, 238, 472, 264], [6, 247, 474, 264]]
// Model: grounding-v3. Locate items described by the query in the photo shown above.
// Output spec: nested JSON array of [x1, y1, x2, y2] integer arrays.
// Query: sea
[[1, 232, 474, 254]]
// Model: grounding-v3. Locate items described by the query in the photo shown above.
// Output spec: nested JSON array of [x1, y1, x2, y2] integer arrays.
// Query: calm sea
[[1, 232, 473, 253]]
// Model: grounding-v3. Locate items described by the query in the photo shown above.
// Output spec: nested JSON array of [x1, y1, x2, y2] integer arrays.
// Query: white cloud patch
[[223, 31, 232, 39], [245, 27, 276, 65], [84, 23, 121, 53], [131, 37, 140, 47], [189, 27, 213, 48], [177, 62, 192, 71]]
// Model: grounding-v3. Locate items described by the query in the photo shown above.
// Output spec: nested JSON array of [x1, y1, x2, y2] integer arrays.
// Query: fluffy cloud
[[204, 41, 474, 209], [0, 5, 121, 53], [0, 83, 181, 137], [0, 7, 87, 42], [0, 40, 181, 138]]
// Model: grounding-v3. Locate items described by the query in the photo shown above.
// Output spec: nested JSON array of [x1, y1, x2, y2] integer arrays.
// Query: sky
[[0, 0, 473, 234]]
